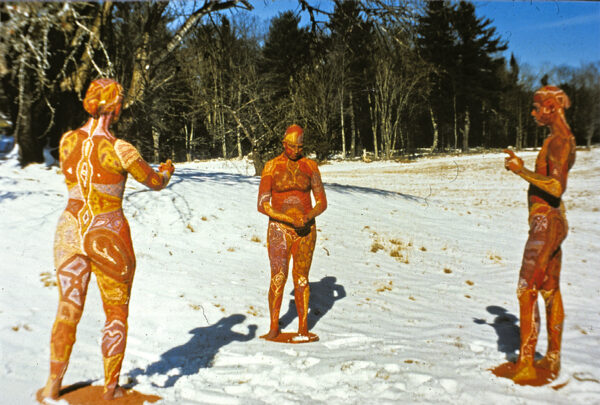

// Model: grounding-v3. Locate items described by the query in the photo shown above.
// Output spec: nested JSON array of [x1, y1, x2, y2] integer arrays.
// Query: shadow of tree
[[325, 181, 424, 202], [279, 276, 346, 331], [128, 314, 256, 388], [126, 167, 424, 202]]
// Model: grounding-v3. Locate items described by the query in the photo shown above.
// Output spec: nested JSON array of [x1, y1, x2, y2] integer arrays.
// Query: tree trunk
[[152, 126, 160, 163], [516, 96, 523, 149], [236, 89, 243, 159], [367, 92, 378, 159], [429, 106, 439, 153], [462, 109, 470, 152], [15, 61, 42, 165], [185, 121, 194, 162], [453, 94, 458, 150], [349, 90, 356, 158], [340, 87, 346, 159]]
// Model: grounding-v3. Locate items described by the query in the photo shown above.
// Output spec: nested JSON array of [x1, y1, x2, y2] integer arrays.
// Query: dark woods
[[1, 1, 598, 173]]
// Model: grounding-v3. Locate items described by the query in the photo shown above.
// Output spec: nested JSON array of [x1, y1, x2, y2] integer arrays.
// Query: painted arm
[[304, 163, 327, 222], [257, 164, 301, 227], [504, 147, 568, 198], [114, 140, 174, 190]]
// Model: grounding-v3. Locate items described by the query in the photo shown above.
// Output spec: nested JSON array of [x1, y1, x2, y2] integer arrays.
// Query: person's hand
[[289, 216, 304, 228], [159, 159, 175, 175], [301, 214, 311, 225], [503, 149, 523, 173]]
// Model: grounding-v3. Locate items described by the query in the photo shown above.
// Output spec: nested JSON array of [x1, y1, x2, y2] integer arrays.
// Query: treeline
[[1, 1, 598, 173]]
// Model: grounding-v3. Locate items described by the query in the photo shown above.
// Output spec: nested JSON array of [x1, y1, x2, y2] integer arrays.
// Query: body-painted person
[[41, 78, 174, 401], [496, 85, 575, 385], [257, 125, 327, 343]]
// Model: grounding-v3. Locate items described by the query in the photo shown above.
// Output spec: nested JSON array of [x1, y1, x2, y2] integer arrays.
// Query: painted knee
[[270, 271, 287, 295], [294, 275, 309, 289], [541, 288, 564, 327], [516, 277, 534, 299]]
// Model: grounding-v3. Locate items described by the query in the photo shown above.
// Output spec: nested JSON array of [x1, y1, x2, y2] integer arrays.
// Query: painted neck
[[548, 112, 571, 138], [83, 113, 115, 137]]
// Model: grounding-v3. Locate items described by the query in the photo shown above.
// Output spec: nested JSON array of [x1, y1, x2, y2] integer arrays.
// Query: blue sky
[[248, 0, 600, 70]]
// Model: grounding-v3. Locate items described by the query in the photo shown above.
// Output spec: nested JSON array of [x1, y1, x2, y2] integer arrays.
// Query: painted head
[[531, 85, 570, 127], [83, 78, 124, 123], [283, 124, 304, 161]]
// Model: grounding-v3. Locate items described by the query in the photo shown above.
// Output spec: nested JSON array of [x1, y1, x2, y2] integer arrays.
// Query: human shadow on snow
[[278, 276, 346, 331], [474, 305, 524, 361], [128, 314, 256, 388]]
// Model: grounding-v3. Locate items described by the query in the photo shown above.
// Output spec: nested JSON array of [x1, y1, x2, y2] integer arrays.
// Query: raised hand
[[158, 159, 175, 175], [504, 148, 523, 173]]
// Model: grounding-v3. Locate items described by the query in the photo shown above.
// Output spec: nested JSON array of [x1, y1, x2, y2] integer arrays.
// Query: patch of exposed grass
[[371, 242, 385, 253], [40, 272, 57, 288]]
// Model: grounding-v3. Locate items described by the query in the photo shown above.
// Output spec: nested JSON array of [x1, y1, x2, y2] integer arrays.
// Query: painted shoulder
[[300, 157, 319, 172], [114, 139, 142, 169], [262, 155, 285, 176]]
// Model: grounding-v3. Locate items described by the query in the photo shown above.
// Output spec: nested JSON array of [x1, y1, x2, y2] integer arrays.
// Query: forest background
[[1, 0, 599, 175]]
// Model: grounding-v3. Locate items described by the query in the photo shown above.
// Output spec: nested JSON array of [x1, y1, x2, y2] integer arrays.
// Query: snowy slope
[[1, 148, 599, 404]]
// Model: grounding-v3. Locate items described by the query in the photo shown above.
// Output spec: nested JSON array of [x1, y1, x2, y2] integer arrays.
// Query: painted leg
[[292, 274, 310, 336], [262, 222, 291, 340], [292, 226, 316, 337], [536, 235, 565, 377], [513, 286, 539, 383], [100, 303, 129, 400], [93, 261, 133, 401], [536, 288, 563, 377], [263, 269, 288, 339], [42, 255, 91, 399]]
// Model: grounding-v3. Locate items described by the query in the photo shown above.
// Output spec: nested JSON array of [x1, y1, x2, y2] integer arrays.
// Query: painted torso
[[528, 133, 576, 210], [60, 120, 127, 237], [266, 154, 315, 217]]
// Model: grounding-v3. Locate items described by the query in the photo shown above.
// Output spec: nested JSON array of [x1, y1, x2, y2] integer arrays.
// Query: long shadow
[[128, 314, 256, 388], [325, 181, 425, 202], [279, 276, 346, 331], [474, 305, 521, 361], [133, 167, 425, 201], [171, 169, 259, 187]]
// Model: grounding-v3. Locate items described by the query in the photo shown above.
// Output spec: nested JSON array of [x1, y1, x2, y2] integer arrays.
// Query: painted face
[[283, 125, 304, 160], [283, 140, 304, 161], [531, 96, 555, 127], [531, 86, 570, 127]]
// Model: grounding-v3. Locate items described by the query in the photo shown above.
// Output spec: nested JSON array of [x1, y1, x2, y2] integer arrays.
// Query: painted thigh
[[519, 211, 566, 290], [267, 221, 293, 294], [51, 212, 92, 365], [291, 225, 317, 286], [541, 248, 562, 292]]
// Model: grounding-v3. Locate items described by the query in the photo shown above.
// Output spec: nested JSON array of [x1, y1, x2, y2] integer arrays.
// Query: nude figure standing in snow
[[41, 78, 174, 401], [494, 85, 576, 385], [257, 125, 327, 343]]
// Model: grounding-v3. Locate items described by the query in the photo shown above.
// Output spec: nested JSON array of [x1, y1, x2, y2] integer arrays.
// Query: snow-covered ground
[[1, 147, 599, 404]]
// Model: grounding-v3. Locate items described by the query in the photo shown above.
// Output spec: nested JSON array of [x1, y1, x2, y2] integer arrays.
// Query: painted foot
[[102, 385, 127, 400], [40, 378, 60, 401], [535, 355, 560, 376], [260, 329, 280, 340], [512, 363, 537, 384]]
